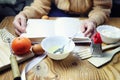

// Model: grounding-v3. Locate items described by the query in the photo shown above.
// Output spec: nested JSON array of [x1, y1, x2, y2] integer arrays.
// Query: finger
[[15, 29, 21, 36], [90, 29, 97, 38], [87, 28, 97, 38], [86, 32, 92, 38], [80, 24, 86, 33], [13, 18, 26, 33], [84, 27, 93, 36], [13, 18, 22, 30], [21, 18, 27, 30]]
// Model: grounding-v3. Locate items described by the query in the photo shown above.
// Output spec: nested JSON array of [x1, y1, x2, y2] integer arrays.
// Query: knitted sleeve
[[88, 0, 112, 26], [20, 0, 51, 18]]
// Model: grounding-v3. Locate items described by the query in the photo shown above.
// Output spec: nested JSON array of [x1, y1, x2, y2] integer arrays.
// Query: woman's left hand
[[80, 19, 97, 38]]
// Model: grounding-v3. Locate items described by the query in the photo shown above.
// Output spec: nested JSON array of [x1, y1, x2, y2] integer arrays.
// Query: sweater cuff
[[88, 12, 108, 26]]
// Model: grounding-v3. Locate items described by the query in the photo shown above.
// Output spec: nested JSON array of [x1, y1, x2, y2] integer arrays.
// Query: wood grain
[[25, 53, 120, 80], [0, 16, 120, 80]]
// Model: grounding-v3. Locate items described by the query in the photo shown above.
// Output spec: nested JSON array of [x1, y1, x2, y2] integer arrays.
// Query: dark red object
[[92, 32, 102, 44]]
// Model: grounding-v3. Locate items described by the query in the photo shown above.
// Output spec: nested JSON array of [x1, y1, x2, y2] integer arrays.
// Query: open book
[[21, 17, 91, 43]]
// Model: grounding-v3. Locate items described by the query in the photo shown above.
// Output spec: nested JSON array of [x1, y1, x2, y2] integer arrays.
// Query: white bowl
[[97, 25, 120, 44], [41, 36, 75, 60]]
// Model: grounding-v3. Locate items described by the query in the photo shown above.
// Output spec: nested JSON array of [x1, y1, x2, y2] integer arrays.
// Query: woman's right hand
[[13, 13, 27, 36]]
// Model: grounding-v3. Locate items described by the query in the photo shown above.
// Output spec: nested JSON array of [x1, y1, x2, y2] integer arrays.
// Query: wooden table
[[0, 16, 120, 80]]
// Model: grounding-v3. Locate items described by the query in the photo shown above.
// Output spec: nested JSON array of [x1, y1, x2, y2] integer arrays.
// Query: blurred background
[[0, 0, 33, 22]]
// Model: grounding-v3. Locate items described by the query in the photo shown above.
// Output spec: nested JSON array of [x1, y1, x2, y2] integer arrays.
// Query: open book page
[[54, 17, 83, 37], [23, 19, 55, 37], [21, 17, 91, 43]]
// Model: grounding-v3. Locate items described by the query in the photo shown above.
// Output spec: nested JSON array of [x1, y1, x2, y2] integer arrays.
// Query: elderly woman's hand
[[80, 19, 97, 38], [13, 13, 27, 36]]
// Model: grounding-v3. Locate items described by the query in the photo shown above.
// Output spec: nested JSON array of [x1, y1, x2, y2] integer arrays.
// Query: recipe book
[[21, 17, 91, 43]]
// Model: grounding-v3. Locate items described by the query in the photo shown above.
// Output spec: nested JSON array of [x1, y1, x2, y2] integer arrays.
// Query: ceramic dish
[[97, 25, 120, 44], [41, 36, 75, 60]]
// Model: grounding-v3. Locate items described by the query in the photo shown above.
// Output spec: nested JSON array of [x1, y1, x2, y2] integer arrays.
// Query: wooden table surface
[[0, 16, 120, 80]]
